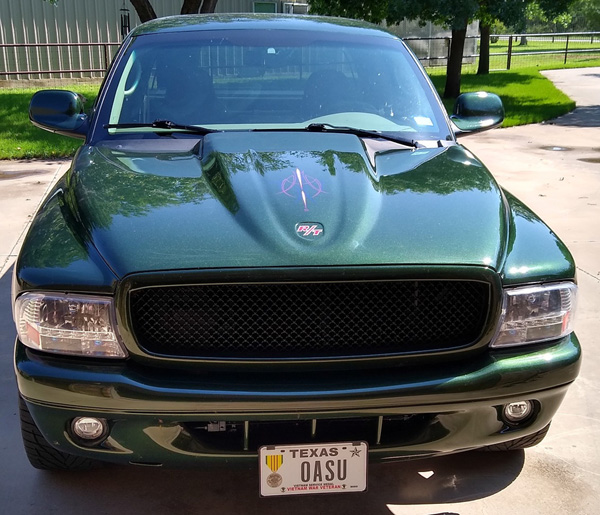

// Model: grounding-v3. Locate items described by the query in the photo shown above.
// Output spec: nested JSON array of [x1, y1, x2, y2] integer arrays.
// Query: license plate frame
[[259, 441, 368, 497]]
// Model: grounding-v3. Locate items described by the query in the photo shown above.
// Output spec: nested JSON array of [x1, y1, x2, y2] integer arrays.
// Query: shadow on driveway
[[545, 105, 600, 128]]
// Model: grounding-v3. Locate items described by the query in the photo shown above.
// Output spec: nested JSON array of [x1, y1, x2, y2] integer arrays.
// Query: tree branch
[[200, 0, 219, 13], [181, 0, 203, 14], [130, 0, 157, 22]]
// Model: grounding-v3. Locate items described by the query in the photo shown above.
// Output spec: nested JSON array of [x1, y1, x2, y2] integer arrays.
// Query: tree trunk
[[477, 22, 490, 75], [200, 0, 219, 13], [130, 0, 157, 22], [181, 0, 203, 14], [519, 36, 528, 46], [443, 26, 467, 99]]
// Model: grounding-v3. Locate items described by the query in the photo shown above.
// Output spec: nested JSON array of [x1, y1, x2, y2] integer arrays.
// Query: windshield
[[102, 28, 451, 141]]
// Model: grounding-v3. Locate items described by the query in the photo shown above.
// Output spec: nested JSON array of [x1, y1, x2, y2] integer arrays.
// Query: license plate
[[259, 441, 368, 497]]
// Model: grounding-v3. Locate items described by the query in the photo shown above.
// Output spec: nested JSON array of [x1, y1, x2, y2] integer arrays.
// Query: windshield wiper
[[105, 120, 421, 146], [250, 123, 422, 148], [104, 119, 220, 135], [303, 123, 423, 148]]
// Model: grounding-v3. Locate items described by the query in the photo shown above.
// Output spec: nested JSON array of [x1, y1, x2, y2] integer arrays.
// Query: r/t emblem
[[295, 223, 324, 239]]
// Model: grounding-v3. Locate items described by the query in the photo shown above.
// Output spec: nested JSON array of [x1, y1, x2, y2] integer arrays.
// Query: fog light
[[503, 401, 533, 424], [71, 417, 108, 441]]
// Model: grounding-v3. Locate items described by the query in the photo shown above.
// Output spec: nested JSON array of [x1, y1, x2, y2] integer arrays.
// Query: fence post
[[564, 35, 570, 65], [507, 36, 513, 70], [103, 44, 109, 71]]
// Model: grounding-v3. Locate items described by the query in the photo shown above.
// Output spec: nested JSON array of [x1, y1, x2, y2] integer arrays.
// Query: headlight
[[14, 293, 127, 358], [492, 282, 577, 348]]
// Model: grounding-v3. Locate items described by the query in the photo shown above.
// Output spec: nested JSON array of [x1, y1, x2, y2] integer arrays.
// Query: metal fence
[[0, 42, 120, 81], [405, 32, 600, 72], [1, 31, 599, 85]]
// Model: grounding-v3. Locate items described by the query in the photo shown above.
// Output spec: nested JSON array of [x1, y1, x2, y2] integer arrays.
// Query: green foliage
[[308, 0, 575, 30], [523, 0, 600, 32], [307, 0, 388, 23], [386, 0, 479, 29]]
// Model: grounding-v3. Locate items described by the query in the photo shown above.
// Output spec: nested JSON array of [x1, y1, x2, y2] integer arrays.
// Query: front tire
[[19, 396, 99, 470], [482, 424, 551, 452]]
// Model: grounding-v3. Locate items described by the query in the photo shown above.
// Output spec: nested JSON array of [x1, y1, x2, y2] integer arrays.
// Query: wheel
[[481, 424, 551, 452], [19, 396, 99, 470]]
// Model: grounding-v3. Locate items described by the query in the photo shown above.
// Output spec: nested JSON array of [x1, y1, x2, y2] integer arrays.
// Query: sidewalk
[[0, 159, 68, 278]]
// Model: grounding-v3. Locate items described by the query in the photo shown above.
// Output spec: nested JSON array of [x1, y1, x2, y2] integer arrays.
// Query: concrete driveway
[[0, 68, 599, 514]]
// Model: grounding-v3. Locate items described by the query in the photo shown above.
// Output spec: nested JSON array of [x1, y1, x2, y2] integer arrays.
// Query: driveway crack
[[577, 267, 600, 283]]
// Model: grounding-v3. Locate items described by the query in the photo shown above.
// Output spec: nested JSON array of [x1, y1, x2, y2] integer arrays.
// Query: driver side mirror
[[29, 90, 89, 140], [451, 92, 504, 136]]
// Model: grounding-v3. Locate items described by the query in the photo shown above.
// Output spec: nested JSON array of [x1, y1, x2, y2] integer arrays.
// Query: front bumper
[[15, 335, 581, 466]]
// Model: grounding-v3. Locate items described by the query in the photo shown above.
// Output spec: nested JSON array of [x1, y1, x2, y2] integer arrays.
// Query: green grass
[[0, 84, 99, 160], [429, 67, 576, 127]]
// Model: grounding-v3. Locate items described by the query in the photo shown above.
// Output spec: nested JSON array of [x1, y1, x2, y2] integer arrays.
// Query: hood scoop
[[74, 133, 506, 277]]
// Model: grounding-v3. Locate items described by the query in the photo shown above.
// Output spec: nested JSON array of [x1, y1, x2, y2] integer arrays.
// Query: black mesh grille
[[129, 280, 490, 359]]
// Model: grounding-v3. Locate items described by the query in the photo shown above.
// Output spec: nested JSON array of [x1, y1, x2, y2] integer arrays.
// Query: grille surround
[[128, 280, 491, 360]]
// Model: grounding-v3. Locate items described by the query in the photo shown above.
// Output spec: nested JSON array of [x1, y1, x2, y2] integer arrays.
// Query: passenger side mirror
[[451, 92, 504, 136], [29, 90, 89, 139]]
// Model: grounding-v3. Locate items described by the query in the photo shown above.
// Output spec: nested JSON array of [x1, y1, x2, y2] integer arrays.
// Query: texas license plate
[[259, 441, 368, 497]]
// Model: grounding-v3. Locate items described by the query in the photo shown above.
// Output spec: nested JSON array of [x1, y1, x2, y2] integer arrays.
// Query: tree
[[477, 1, 576, 74], [569, 0, 600, 31], [477, 1, 532, 74], [308, 0, 482, 98], [477, 20, 491, 75], [383, 0, 482, 99], [44, 0, 219, 23], [307, 0, 388, 24], [309, 0, 576, 97]]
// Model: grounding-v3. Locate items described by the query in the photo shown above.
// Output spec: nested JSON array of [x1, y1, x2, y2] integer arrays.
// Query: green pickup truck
[[13, 14, 579, 497]]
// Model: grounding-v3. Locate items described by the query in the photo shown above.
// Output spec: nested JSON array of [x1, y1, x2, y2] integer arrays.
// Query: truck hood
[[70, 132, 507, 277]]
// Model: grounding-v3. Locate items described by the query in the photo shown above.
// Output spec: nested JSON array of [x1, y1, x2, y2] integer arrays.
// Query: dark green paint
[[16, 335, 580, 409], [16, 132, 575, 291], [16, 171, 117, 294], [452, 92, 505, 135], [29, 90, 89, 139], [74, 135, 508, 275], [501, 191, 576, 285], [130, 14, 395, 38], [17, 335, 580, 464]]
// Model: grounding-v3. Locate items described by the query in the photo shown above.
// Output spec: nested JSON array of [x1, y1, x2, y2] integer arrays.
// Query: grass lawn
[[0, 63, 589, 159], [428, 67, 576, 126], [0, 84, 99, 160]]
